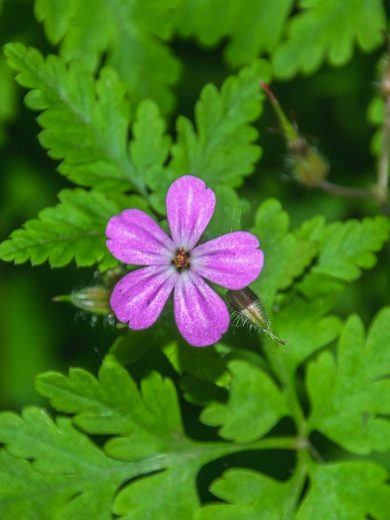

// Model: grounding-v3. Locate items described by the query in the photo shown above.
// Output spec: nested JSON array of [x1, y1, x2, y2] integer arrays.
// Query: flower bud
[[260, 81, 328, 187], [54, 286, 112, 315], [226, 287, 286, 345], [53, 267, 126, 317], [287, 139, 329, 187]]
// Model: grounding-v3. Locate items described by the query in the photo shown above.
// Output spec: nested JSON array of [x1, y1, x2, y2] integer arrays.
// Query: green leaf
[[34, 0, 181, 112], [252, 201, 389, 304], [196, 468, 293, 520], [0, 451, 72, 520], [5, 43, 169, 194], [196, 461, 390, 520], [307, 308, 390, 454], [174, 0, 237, 45], [297, 461, 390, 519], [367, 95, 386, 156], [105, 370, 186, 461], [2, 358, 280, 519], [112, 465, 199, 520], [162, 341, 230, 387], [201, 360, 287, 442], [251, 199, 324, 308], [273, 0, 386, 78], [0, 408, 154, 520], [0, 189, 119, 268], [170, 60, 271, 188], [298, 216, 390, 298], [131, 99, 171, 189], [0, 362, 193, 518], [175, 0, 293, 68], [36, 355, 183, 452], [224, 0, 294, 67], [267, 297, 342, 375]]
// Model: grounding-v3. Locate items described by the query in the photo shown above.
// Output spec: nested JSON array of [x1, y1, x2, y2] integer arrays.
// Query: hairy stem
[[377, 96, 390, 209], [317, 180, 375, 200]]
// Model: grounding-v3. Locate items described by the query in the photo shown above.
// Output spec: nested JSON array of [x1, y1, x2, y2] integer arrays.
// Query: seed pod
[[226, 287, 286, 346], [260, 81, 328, 187]]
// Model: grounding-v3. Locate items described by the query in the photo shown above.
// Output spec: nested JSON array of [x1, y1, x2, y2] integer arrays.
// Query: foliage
[[4, 43, 170, 195], [1, 309, 390, 517], [307, 308, 390, 454], [272, 0, 386, 78], [175, 0, 386, 75], [170, 59, 271, 188], [34, 0, 181, 112], [1, 0, 390, 518], [197, 461, 390, 519], [0, 189, 120, 268]]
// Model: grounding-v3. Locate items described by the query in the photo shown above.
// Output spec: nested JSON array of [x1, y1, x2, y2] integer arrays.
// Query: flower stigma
[[172, 247, 191, 272]]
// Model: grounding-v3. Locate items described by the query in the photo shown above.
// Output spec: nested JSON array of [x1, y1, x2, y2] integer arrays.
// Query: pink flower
[[106, 175, 264, 347]]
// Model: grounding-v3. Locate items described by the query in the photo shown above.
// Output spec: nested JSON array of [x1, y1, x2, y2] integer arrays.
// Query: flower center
[[172, 247, 191, 272]]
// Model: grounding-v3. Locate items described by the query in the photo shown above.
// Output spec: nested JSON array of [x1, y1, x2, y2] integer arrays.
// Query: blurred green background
[[0, 0, 388, 411]]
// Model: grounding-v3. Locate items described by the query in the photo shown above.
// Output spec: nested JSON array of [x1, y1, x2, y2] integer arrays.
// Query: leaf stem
[[283, 449, 311, 520], [261, 80, 389, 208], [262, 342, 307, 433], [190, 436, 298, 462], [259, 341, 314, 517]]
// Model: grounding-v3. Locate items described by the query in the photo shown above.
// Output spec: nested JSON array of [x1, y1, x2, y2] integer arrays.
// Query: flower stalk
[[260, 80, 328, 188], [376, 41, 390, 211], [260, 80, 389, 207]]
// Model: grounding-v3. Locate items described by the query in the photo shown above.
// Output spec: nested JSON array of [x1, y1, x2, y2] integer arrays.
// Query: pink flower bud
[[226, 287, 286, 346]]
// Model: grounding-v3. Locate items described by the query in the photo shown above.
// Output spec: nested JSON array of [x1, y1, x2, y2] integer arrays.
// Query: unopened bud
[[260, 81, 329, 187], [54, 286, 112, 315], [226, 287, 286, 346], [287, 140, 329, 187], [53, 267, 125, 317]]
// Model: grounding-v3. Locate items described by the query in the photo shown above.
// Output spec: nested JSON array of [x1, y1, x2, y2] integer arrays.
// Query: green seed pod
[[226, 287, 286, 346]]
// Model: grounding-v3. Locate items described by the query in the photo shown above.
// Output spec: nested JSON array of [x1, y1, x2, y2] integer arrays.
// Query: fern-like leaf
[[0, 189, 119, 268], [273, 0, 386, 78], [34, 0, 181, 112], [170, 60, 271, 188], [4, 43, 169, 195]]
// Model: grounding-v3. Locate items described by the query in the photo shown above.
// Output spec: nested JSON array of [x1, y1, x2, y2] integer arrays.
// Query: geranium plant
[[0, 1, 390, 518]]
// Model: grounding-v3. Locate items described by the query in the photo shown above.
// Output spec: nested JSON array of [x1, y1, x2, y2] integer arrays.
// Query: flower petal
[[191, 231, 264, 289], [166, 175, 216, 249], [106, 209, 174, 265], [110, 266, 177, 329], [173, 272, 229, 347]]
